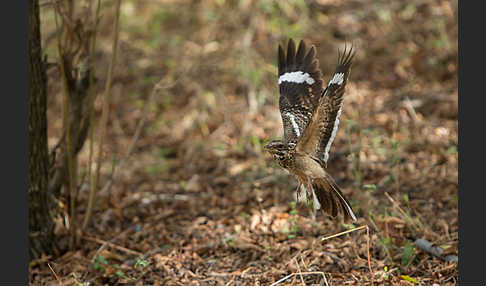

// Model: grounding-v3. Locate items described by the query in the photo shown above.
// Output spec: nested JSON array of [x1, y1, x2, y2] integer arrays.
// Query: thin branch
[[321, 225, 367, 241], [83, 236, 143, 257], [384, 192, 423, 231], [366, 225, 374, 286], [91, 225, 137, 260], [47, 263, 60, 281], [47, 110, 91, 197], [83, 0, 121, 230], [270, 272, 328, 286], [293, 257, 305, 286], [323, 273, 330, 286], [82, 0, 102, 232]]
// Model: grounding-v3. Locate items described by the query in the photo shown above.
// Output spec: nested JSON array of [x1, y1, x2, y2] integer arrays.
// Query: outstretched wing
[[278, 39, 324, 144], [297, 45, 355, 163]]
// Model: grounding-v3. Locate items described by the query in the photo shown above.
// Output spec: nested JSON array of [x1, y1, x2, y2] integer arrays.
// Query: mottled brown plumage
[[265, 39, 357, 222], [278, 39, 323, 145]]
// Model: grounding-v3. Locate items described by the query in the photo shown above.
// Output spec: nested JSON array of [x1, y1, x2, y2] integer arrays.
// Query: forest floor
[[31, 0, 457, 285]]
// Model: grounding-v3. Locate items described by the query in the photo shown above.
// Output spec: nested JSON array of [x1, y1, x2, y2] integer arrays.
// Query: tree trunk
[[29, 0, 56, 260]]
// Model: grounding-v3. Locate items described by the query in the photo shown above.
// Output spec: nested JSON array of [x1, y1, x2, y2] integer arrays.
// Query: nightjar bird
[[264, 39, 357, 222]]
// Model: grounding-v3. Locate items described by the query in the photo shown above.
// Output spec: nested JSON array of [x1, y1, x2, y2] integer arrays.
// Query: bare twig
[[83, 236, 142, 257], [270, 272, 328, 286], [82, 0, 102, 232], [323, 273, 330, 286], [83, 0, 121, 230], [48, 116, 90, 196], [293, 257, 305, 286], [47, 263, 60, 281], [366, 225, 374, 286], [403, 96, 419, 123], [40, 0, 63, 8], [225, 278, 234, 286], [384, 192, 423, 231], [321, 225, 367, 241], [91, 225, 137, 260]]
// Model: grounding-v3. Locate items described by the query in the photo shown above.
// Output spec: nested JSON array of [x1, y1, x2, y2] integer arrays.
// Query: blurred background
[[33, 0, 457, 284]]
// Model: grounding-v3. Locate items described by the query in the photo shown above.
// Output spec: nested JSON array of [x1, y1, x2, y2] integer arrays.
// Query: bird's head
[[264, 140, 295, 162]]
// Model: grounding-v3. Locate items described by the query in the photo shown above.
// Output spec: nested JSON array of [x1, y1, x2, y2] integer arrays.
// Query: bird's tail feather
[[311, 175, 357, 222]]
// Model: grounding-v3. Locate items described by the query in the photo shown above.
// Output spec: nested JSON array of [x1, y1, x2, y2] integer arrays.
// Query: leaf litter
[[32, 0, 457, 285]]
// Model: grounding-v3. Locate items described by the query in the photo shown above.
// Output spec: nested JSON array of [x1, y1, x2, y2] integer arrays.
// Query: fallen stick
[[321, 225, 367, 241], [414, 239, 458, 262], [269, 271, 328, 286], [47, 262, 60, 281], [83, 236, 142, 257]]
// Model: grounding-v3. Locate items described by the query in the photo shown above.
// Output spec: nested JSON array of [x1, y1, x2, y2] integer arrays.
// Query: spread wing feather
[[278, 39, 324, 144], [297, 45, 355, 162]]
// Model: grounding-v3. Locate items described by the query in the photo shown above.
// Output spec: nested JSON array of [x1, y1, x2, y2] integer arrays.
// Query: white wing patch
[[312, 188, 321, 210], [285, 112, 301, 137], [328, 72, 344, 86], [279, 71, 315, 85], [323, 107, 342, 163]]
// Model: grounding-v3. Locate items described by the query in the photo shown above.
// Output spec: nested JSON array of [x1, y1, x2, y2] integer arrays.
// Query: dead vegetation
[[31, 0, 457, 285]]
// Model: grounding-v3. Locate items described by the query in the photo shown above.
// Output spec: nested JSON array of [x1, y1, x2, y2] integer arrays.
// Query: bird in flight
[[264, 39, 357, 222]]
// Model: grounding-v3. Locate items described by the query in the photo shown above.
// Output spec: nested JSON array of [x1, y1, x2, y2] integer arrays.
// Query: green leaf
[[401, 243, 415, 266], [222, 236, 234, 246], [97, 255, 108, 265], [92, 255, 108, 272], [380, 236, 391, 246], [289, 201, 297, 209], [134, 258, 148, 269], [403, 194, 409, 202], [363, 184, 377, 191], [400, 275, 419, 284], [447, 145, 457, 155], [115, 270, 126, 278]]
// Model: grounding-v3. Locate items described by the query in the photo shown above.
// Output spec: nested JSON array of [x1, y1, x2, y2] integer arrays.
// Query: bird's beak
[[263, 143, 269, 150]]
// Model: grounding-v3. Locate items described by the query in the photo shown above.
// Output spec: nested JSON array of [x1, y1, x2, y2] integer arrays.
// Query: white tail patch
[[332, 187, 357, 221], [312, 188, 321, 210], [323, 107, 342, 163], [285, 112, 300, 137], [328, 72, 344, 86], [279, 71, 315, 85]]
